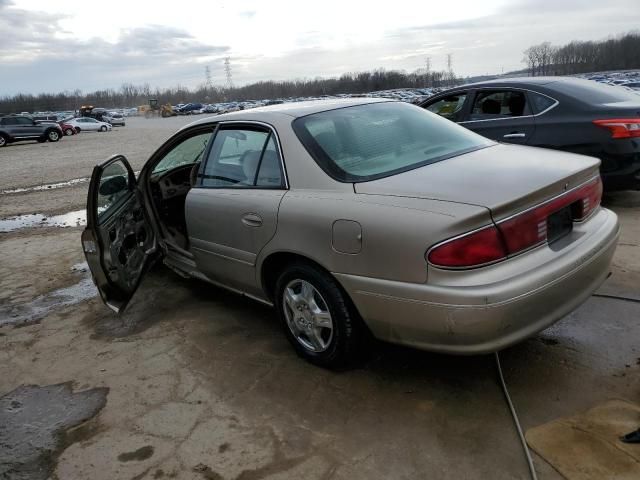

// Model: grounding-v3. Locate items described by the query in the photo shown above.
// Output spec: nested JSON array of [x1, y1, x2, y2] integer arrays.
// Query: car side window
[[469, 90, 531, 120], [529, 92, 557, 114], [152, 131, 212, 174], [15, 117, 33, 125], [201, 128, 283, 188], [425, 93, 468, 121]]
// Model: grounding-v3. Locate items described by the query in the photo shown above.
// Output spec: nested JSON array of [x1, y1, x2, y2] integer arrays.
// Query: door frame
[[193, 120, 290, 190], [82, 154, 157, 313]]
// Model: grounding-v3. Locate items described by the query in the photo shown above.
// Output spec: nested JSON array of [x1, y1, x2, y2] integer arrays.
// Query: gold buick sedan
[[82, 99, 619, 368]]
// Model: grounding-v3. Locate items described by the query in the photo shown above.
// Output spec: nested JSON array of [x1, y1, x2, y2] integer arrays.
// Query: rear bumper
[[335, 208, 619, 354]]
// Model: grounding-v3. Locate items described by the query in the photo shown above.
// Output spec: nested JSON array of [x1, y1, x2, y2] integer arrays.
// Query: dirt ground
[[1, 117, 639, 479]]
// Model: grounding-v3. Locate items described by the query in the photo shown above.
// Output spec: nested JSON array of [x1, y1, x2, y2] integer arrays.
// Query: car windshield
[[293, 102, 493, 182]]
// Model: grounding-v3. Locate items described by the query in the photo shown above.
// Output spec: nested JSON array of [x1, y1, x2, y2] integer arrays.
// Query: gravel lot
[[1, 117, 639, 479]]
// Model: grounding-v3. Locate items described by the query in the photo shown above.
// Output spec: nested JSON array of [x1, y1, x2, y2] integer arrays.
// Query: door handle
[[241, 213, 263, 227], [503, 133, 526, 139]]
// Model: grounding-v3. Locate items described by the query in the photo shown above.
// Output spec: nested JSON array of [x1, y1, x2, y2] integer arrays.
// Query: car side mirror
[[99, 175, 128, 196]]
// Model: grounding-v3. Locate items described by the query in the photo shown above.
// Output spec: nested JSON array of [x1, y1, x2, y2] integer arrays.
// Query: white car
[[68, 117, 112, 132]]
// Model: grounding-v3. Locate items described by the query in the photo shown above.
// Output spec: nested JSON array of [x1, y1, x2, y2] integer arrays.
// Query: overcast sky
[[2, 0, 639, 95]]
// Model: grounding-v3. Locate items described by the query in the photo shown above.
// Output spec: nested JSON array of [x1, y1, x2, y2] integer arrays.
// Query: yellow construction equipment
[[138, 99, 176, 118]]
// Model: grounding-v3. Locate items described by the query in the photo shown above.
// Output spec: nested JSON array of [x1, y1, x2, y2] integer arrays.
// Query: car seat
[[481, 98, 502, 115]]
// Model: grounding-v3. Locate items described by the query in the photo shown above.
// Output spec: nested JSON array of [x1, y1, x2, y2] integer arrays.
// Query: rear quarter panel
[[257, 191, 492, 284]]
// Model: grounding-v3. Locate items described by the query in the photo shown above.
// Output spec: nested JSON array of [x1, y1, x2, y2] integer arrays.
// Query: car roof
[[188, 97, 393, 125], [451, 76, 596, 90]]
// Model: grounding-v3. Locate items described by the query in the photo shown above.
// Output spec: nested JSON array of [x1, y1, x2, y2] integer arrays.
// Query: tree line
[[522, 31, 640, 76], [0, 68, 458, 114]]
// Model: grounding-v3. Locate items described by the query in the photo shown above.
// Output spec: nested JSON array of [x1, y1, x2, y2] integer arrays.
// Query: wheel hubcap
[[283, 279, 333, 353]]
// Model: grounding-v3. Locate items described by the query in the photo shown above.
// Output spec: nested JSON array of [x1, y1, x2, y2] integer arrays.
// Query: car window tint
[[293, 102, 493, 182], [97, 160, 130, 223], [255, 135, 283, 187], [470, 90, 531, 120], [201, 129, 270, 187], [529, 92, 556, 114], [152, 131, 212, 174], [425, 93, 467, 121], [2, 117, 16, 125], [16, 117, 33, 125]]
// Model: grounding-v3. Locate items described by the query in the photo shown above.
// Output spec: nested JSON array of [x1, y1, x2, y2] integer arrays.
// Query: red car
[[59, 121, 78, 136]]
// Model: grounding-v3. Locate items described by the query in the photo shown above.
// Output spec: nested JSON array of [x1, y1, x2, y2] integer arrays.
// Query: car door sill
[[163, 255, 273, 307]]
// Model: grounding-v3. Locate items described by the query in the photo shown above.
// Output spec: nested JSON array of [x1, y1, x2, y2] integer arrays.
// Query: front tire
[[274, 263, 363, 369], [0, 134, 7, 147], [47, 130, 60, 142], [64, 128, 74, 136], [100, 125, 107, 132]]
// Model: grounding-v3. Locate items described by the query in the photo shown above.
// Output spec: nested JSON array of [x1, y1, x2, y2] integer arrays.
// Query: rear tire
[[274, 262, 363, 369], [47, 130, 60, 142]]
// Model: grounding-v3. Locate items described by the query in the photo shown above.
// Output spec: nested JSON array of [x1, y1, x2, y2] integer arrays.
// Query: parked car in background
[[0, 115, 63, 146], [104, 112, 126, 126], [420, 77, 640, 191], [175, 103, 204, 115], [66, 117, 112, 132], [82, 99, 618, 368], [59, 121, 78, 136]]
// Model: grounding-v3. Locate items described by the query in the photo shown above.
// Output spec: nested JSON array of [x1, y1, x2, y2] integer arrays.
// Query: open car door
[[81, 155, 157, 313]]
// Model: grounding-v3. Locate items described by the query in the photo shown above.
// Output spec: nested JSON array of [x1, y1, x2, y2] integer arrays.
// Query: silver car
[[82, 99, 619, 368]]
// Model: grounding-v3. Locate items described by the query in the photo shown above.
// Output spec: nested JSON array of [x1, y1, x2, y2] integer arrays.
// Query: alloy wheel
[[282, 279, 334, 353]]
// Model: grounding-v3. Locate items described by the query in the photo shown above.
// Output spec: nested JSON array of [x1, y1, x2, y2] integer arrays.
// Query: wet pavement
[[0, 383, 108, 480], [0, 177, 90, 195], [0, 210, 86, 233], [0, 262, 96, 327]]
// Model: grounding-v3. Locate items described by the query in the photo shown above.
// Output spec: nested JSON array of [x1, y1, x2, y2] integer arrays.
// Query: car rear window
[[551, 79, 640, 104], [293, 102, 493, 182]]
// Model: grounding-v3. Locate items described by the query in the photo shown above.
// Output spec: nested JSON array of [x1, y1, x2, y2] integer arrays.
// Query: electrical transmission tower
[[224, 57, 233, 89], [205, 65, 213, 89]]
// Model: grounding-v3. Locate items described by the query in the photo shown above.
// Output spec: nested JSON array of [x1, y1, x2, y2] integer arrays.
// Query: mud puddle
[[0, 177, 90, 195], [0, 263, 97, 326], [0, 383, 108, 480], [0, 210, 86, 233], [0, 171, 140, 196]]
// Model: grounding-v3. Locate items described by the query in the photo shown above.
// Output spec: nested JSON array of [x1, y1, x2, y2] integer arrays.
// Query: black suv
[[0, 115, 63, 147]]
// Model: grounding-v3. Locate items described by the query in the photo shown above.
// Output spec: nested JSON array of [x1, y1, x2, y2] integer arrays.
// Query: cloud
[[0, 1, 229, 93], [1, 0, 640, 95]]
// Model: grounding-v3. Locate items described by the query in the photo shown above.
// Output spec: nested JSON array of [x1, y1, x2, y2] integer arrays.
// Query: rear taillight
[[427, 226, 507, 268], [427, 177, 602, 269], [593, 118, 640, 139]]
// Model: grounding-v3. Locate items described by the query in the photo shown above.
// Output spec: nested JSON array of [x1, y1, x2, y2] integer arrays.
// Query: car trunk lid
[[354, 143, 600, 221]]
